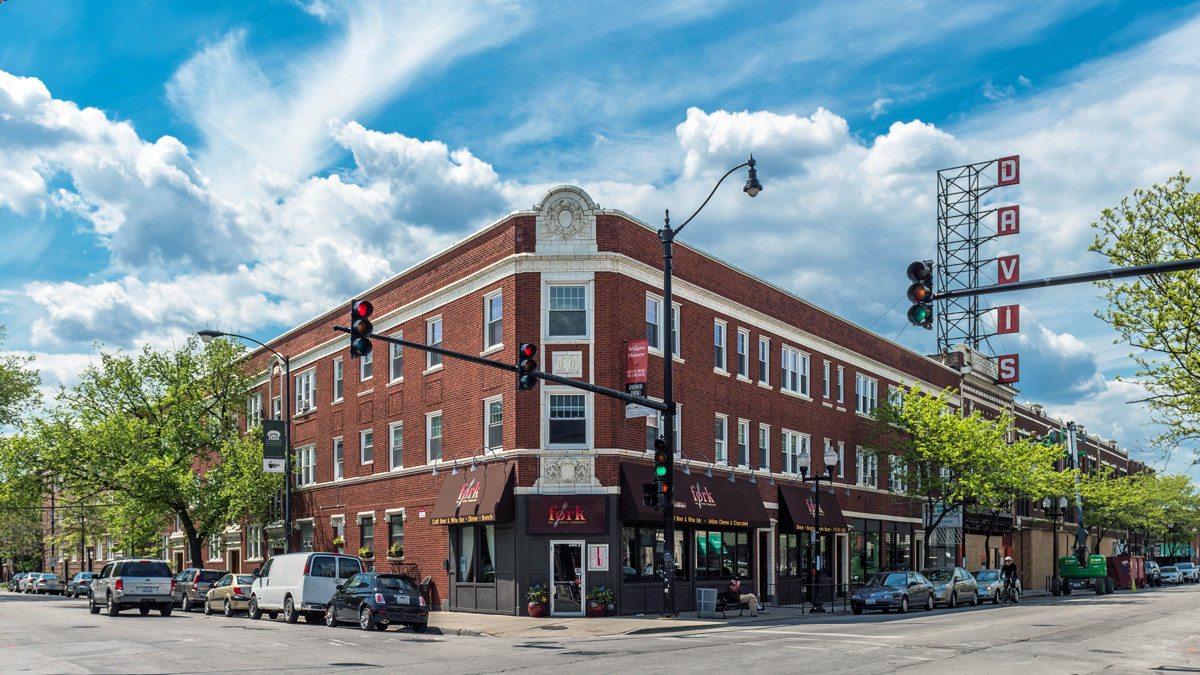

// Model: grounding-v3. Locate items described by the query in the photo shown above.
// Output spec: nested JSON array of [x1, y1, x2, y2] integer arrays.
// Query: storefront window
[[778, 533, 801, 577], [694, 529, 749, 581], [457, 525, 496, 584], [850, 518, 882, 584], [622, 527, 688, 582], [887, 521, 912, 570]]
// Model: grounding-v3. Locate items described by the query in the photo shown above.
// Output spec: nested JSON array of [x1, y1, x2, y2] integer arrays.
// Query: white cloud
[[870, 97, 892, 120]]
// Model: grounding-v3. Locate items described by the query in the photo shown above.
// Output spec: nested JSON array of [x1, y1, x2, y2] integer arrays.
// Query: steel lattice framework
[[936, 160, 1002, 356]]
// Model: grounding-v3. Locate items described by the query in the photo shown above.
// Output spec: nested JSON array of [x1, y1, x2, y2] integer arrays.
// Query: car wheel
[[899, 596, 908, 613], [160, 603, 172, 617], [182, 595, 192, 612], [223, 599, 235, 618], [949, 592, 956, 609], [324, 603, 339, 627], [88, 593, 100, 615], [411, 623, 428, 634], [248, 597, 262, 620], [283, 596, 299, 624], [359, 605, 375, 631], [970, 593, 978, 607], [139, 607, 151, 616], [852, 607, 863, 615], [925, 594, 934, 611], [106, 593, 119, 617], [204, 598, 214, 616]]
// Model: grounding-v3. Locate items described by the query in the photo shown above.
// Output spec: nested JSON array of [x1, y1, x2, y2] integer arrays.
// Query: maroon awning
[[778, 483, 849, 533], [620, 462, 770, 530], [430, 462, 515, 526]]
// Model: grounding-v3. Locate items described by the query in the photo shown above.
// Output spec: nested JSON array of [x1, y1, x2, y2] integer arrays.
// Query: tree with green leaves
[[1091, 172, 1200, 458], [14, 337, 282, 568], [0, 325, 43, 576], [865, 385, 1061, 567]]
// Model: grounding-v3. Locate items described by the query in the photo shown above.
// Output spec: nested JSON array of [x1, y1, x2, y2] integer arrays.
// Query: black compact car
[[324, 573, 428, 633], [1145, 560, 1162, 587]]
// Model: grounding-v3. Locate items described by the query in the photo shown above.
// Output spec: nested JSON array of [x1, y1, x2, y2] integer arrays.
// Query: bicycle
[[999, 578, 1018, 606]]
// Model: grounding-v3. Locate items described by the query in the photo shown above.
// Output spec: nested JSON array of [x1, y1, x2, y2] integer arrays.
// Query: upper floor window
[[856, 449, 878, 487], [782, 431, 807, 475], [737, 420, 749, 467], [548, 285, 587, 338], [856, 374, 878, 415], [714, 414, 728, 464], [333, 358, 344, 401], [485, 291, 503, 350], [295, 370, 315, 414], [427, 318, 443, 369], [548, 393, 587, 446], [823, 361, 831, 399], [646, 296, 661, 351], [390, 335, 403, 382], [781, 346, 808, 396], [246, 393, 263, 430], [360, 349, 373, 381], [714, 321, 727, 372], [889, 456, 907, 492], [272, 396, 281, 421], [736, 329, 749, 378], [485, 398, 503, 451], [837, 441, 845, 479], [758, 424, 770, 471], [333, 437, 344, 480], [360, 429, 374, 465], [427, 412, 443, 463], [837, 366, 844, 403], [295, 444, 316, 487], [758, 337, 769, 385], [646, 409, 680, 456], [389, 422, 403, 471]]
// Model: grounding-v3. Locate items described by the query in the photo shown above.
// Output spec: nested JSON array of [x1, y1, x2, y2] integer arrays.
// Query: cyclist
[[1000, 556, 1019, 602]]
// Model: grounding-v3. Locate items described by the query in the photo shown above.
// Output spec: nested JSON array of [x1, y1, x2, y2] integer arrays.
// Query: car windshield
[[867, 572, 908, 587], [377, 576, 419, 593], [975, 570, 999, 581], [1162, 567, 1177, 572], [236, 575, 255, 585], [923, 570, 952, 582], [43, 575, 59, 581], [1177, 563, 1194, 568], [198, 570, 224, 582], [121, 561, 172, 577]]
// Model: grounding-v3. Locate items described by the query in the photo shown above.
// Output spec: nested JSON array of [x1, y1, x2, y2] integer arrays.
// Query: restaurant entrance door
[[550, 541, 584, 616]]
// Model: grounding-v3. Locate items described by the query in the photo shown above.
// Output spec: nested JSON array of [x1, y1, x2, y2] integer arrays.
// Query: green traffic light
[[655, 465, 667, 477]]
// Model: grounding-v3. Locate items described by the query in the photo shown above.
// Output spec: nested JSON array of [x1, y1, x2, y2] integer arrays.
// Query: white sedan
[[1160, 566, 1183, 584]]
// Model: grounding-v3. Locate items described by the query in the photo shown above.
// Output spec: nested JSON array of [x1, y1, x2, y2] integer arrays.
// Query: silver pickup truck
[[88, 558, 176, 617]]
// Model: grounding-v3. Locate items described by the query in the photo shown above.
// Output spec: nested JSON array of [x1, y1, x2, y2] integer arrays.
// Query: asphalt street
[[2, 584, 1198, 673]]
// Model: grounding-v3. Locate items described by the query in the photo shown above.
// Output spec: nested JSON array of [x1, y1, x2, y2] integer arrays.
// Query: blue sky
[[3, 0, 1200, 475]]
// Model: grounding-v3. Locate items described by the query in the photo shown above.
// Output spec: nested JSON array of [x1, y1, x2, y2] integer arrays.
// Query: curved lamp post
[[198, 329, 292, 555], [659, 156, 761, 616], [797, 444, 839, 613], [1044, 495, 1069, 594]]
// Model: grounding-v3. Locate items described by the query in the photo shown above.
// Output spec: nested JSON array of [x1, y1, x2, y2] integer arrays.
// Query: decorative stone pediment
[[535, 453, 600, 494], [534, 186, 598, 254]]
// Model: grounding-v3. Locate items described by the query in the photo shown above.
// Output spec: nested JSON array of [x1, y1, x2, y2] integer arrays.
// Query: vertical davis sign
[[261, 420, 287, 473]]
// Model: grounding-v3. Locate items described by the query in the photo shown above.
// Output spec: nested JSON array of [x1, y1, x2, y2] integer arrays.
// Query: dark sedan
[[851, 571, 935, 614], [68, 572, 96, 598], [324, 572, 428, 632]]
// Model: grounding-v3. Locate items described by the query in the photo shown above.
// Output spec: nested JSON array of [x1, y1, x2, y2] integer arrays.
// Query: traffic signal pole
[[928, 257, 1200, 302]]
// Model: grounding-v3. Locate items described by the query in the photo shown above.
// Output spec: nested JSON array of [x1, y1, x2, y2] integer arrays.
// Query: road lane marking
[[784, 645, 825, 650], [782, 637, 882, 645], [756, 630, 902, 639]]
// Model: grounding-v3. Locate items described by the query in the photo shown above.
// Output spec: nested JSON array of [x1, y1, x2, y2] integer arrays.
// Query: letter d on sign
[[998, 155, 1020, 186], [996, 354, 1019, 384]]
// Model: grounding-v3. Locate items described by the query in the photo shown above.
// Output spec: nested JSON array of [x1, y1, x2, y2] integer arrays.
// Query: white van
[[248, 553, 363, 623]]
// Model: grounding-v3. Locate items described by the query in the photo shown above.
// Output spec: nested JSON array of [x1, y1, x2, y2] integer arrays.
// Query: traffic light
[[653, 437, 671, 508], [642, 482, 658, 508], [349, 299, 374, 359], [905, 260, 934, 330], [517, 343, 538, 391]]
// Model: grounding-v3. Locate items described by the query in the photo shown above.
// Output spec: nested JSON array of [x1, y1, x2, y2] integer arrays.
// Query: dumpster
[[1107, 554, 1145, 591]]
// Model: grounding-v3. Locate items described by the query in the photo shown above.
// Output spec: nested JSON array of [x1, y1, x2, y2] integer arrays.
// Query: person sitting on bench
[[727, 577, 760, 617]]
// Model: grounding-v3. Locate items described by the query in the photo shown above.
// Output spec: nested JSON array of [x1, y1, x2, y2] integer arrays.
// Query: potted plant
[[332, 536, 345, 549], [586, 586, 613, 616], [526, 583, 548, 617], [387, 543, 404, 559], [358, 546, 373, 559]]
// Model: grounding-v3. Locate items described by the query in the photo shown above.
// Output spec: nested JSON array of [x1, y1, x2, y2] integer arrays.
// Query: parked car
[[9, 573, 28, 592], [21, 573, 44, 593], [923, 567, 979, 608], [1174, 562, 1197, 583], [35, 573, 66, 595], [973, 569, 1022, 604], [324, 572, 428, 632], [174, 568, 229, 612], [67, 572, 96, 598], [1145, 561, 1162, 587], [1160, 566, 1183, 584], [88, 558, 176, 617], [851, 571, 935, 614], [204, 574, 256, 617], [248, 553, 363, 623]]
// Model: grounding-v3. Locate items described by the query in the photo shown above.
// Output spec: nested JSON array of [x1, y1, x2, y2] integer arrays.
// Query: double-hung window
[[247, 524, 263, 560], [427, 318, 443, 369], [295, 444, 315, 486], [548, 285, 587, 338], [295, 370, 315, 413], [427, 412, 443, 463], [856, 448, 878, 487], [646, 296, 661, 351], [388, 512, 404, 556], [781, 346, 806, 395], [485, 291, 503, 350], [714, 321, 726, 371], [333, 358, 344, 401], [837, 366, 844, 403], [736, 329, 749, 378], [548, 394, 586, 446], [669, 304, 680, 357], [838, 441, 845, 479], [361, 350, 373, 381], [889, 456, 907, 492], [485, 397, 502, 450], [246, 393, 263, 430], [758, 337, 769, 385], [737, 420, 749, 467], [781, 430, 806, 475], [360, 516, 374, 555], [389, 335, 403, 382], [389, 422, 403, 470], [272, 396, 281, 421], [758, 424, 770, 471], [646, 409, 681, 456], [714, 415, 728, 464], [856, 374, 878, 414], [823, 361, 831, 398], [333, 437, 344, 480], [360, 429, 373, 465]]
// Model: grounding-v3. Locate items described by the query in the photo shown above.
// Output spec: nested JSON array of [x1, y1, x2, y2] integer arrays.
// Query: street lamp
[[1044, 496, 1068, 595], [660, 156, 761, 617], [797, 444, 839, 613], [198, 329, 293, 554]]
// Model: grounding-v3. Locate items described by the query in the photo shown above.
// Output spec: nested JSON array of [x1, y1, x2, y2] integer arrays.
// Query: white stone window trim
[[426, 411, 444, 464], [332, 436, 344, 481], [715, 413, 728, 465], [542, 277, 594, 342], [714, 319, 727, 373], [426, 316, 444, 371], [332, 357, 344, 405], [483, 394, 503, 452], [294, 367, 317, 416], [360, 428, 374, 466], [543, 388, 592, 450], [484, 288, 504, 351], [737, 418, 750, 468], [388, 331, 404, 385], [736, 328, 751, 380], [388, 421, 404, 472]]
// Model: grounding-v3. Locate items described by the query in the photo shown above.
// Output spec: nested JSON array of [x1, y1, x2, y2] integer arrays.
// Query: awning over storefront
[[430, 462, 515, 526], [778, 484, 849, 533], [620, 462, 771, 530]]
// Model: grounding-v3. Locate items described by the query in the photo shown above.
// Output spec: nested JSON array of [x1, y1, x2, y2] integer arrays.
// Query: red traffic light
[[520, 343, 536, 359], [353, 300, 373, 318]]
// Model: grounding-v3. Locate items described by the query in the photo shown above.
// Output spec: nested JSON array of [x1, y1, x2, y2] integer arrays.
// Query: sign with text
[[997, 205, 1019, 235], [587, 544, 609, 572], [625, 339, 649, 400], [996, 354, 1019, 384], [262, 420, 287, 473], [997, 255, 1020, 284], [997, 305, 1019, 334], [998, 155, 1020, 186], [527, 495, 608, 535]]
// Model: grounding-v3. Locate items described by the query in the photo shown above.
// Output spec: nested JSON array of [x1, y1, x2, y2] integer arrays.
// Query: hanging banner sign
[[262, 420, 287, 473], [626, 339, 649, 399]]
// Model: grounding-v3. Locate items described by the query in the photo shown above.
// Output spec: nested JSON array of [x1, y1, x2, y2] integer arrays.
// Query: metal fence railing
[[773, 582, 864, 613]]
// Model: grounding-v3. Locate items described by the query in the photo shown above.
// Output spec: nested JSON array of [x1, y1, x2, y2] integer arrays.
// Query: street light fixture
[[797, 444, 839, 613], [197, 329, 293, 554], [659, 156, 761, 617], [1044, 495, 1069, 595]]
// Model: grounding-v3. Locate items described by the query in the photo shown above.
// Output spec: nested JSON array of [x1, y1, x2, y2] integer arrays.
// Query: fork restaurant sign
[[262, 420, 287, 473]]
